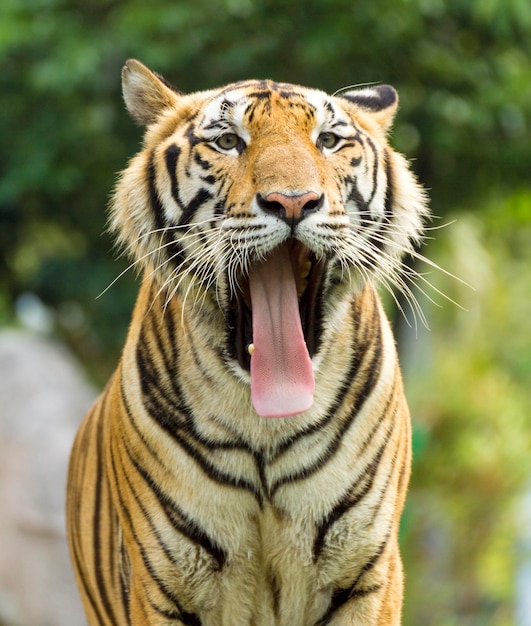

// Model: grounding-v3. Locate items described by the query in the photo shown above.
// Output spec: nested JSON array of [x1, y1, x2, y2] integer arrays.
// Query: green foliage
[[401, 192, 531, 624], [1, 0, 530, 621]]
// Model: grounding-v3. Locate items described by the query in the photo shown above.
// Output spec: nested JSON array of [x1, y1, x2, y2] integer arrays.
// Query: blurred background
[[1, 0, 530, 624]]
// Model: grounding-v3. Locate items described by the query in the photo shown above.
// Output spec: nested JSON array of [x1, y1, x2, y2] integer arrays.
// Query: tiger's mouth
[[229, 239, 325, 417]]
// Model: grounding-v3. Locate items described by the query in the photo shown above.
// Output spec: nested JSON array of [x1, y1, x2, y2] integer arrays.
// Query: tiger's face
[[112, 60, 428, 418]]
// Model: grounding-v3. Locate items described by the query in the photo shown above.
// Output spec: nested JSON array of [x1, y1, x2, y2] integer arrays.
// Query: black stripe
[[203, 120, 227, 132], [135, 338, 263, 503], [347, 174, 369, 220], [213, 199, 225, 217], [270, 293, 380, 461], [165, 143, 182, 211], [364, 148, 394, 255], [339, 85, 396, 111], [109, 424, 202, 624], [147, 152, 166, 232], [219, 79, 269, 96], [367, 448, 398, 528], [219, 97, 234, 114], [178, 187, 213, 226], [147, 152, 186, 267], [92, 411, 121, 625], [318, 534, 390, 624], [247, 90, 272, 100], [365, 135, 380, 210], [383, 148, 394, 221], [279, 88, 298, 99], [137, 337, 239, 453], [119, 400, 227, 570], [71, 546, 109, 625], [148, 600, 192, 623], [162, 288, 178, 352], [269, 337, 382, 497], [245, 101, 256, 124], [165, 144, 213, 225], [135, 323, 253, 453], [364, 391, 402, 529], [121, 354, 256, 506], [355, 534, 390, 580], [126, 448, 228, 570], [69, 414, 110, 626], [147, 305, 177, 376], [335, 141, 360, 153], [107, 503, 131, 623], [334, 130, 363, 155], [330, 584, 383, 611], [255, 453, 268, 495], [317, 584, 383, 625], [313, 412, 395, 561], [194, 151, 212, 170], [270, 294, 381, 496], [330, 119, 349, 129], [324, 100, 335, 116], [118, 535, 132, 625], [267, 565, 281, 618], [185, 123, 202, 148]]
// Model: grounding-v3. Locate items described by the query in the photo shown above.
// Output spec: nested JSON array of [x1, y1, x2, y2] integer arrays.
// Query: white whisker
[[99, 216, 226, 299]]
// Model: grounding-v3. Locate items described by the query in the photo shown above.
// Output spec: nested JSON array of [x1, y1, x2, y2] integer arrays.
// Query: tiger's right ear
[[337, 85, 398, 133], [122, 59, 180, 126]]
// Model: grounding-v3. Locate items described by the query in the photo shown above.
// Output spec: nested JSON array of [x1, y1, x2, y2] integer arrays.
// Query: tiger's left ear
[[122, 59, 180, 126], [337, 85, 398, 132]]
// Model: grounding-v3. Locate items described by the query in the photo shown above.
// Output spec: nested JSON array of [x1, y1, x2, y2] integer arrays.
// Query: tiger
[[66, 58, 429, 626]]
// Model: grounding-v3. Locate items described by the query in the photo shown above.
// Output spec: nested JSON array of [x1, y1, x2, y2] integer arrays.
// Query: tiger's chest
[[152, 468, 390, 626]]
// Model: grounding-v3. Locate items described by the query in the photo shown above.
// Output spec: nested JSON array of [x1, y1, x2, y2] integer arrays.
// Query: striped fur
[[67, 59, 429, 625]]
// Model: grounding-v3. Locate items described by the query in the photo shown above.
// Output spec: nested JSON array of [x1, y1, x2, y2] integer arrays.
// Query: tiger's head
[[111, 59, 428, 418]]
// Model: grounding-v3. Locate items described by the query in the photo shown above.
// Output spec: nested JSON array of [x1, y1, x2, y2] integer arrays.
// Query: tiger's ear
[[122, 59, 180, 126], [337, 85, 398, 132]]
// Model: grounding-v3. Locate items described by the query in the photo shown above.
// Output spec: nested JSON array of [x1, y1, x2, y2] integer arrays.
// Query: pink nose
[[258, 191, 323, 225]]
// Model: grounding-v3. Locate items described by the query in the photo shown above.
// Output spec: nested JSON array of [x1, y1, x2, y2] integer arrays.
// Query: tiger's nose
[[257, 191, 324, 226]]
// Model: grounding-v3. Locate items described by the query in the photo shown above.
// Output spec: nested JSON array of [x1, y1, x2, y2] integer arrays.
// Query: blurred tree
[[1, 0, 530, 623]]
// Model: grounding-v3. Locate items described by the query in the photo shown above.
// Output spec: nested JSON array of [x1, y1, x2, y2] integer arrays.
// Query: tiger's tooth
[[297, 260, 312, 297], [300, 260, 312, 279], [248, 343, 255, 356]]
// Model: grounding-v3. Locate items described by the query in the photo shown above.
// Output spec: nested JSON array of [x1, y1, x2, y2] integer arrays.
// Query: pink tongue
[[248, 243, 315, 418]]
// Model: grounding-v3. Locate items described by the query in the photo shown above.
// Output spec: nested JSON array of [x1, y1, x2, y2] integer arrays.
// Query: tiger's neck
[[118, 275, 397, 453]]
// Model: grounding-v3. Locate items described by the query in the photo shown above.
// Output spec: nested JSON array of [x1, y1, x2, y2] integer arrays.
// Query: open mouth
[[229, 239, 325, 417]]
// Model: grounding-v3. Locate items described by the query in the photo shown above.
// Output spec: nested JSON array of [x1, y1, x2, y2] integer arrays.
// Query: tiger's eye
[[215, 133, 240, 150], [318, 132, 340, 150]]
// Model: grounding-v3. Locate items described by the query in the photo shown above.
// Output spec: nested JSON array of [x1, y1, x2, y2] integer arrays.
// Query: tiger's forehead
[[198, 80, 344, 132]]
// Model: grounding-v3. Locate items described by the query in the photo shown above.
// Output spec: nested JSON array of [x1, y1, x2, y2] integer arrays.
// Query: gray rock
[[0, 330, 96, 626]]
